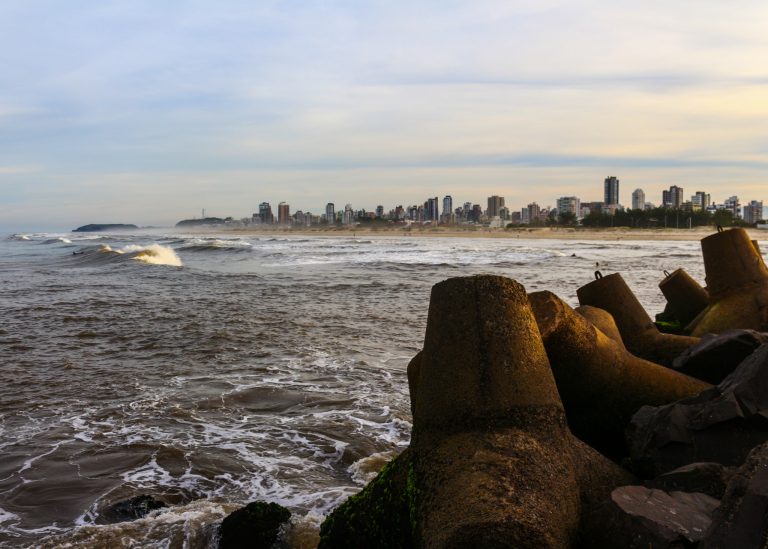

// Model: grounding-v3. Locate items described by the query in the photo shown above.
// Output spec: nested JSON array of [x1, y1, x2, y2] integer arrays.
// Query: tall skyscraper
[[278, 202, 290, 225], [526, 202, 541, 224], [556, 196, 581, 218], [631, 189, 645, 211], [662, 186, 684, 209], [487, 195, 505, 217], [443, 196, 453, 217], [426, 197, 439, 221], [376, 205, 384, 218], [325, 203, 335, 224], [691, 191, 710, 211], [604, 176, 620, 206], [258, 202, 274, 224], [343, 203, 354, 225]]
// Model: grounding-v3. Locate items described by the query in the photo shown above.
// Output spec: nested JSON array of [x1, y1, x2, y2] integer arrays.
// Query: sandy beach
[[226, 225, 768, 242]]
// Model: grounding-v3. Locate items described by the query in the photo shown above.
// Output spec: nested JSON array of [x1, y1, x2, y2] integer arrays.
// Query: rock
[[72, 223, 138, 232], [648, 462, 735, 499], [628, 342, 768, 477], [529, 291, 710, 460], [701, 442, 768, 549], [581, 485, 719, 549], [689, 228, 768, 336], [658, 268, 709, 329], [99, 494, 167, 523], [323, 276, 634, 549], [318, 450, 414, 549], [577, 272, 700, 367], [218, 501, 291, 549], [671, 329, 768, 384], [575, 305, 626, 349]]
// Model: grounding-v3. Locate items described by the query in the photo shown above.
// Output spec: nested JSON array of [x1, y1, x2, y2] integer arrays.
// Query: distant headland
[[73, 224, 138, 232], [175, 217, 227, 227]]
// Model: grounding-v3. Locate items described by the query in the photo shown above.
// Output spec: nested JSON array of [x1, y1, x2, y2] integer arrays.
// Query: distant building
[[556, 196, 581, 219], [325, 203, 336, 224], [259, 202, 274, 224], [499, 206, 510, 222], [510, 211, 522, 224], [604, 176, 620, 206], [442, 195, 453, 224], [662, 186, 684, 209], [526, 202, 541, 224], [343, 203, 354, 225], [582, 201, 604, 217], [425, 197, 439, 222], [376, 205, 384, 218], [487, 195, 505, 218], [278, 202, 290, 225], [724, 196, 742, 219], [744, 200, 764, 224], [692, 191, 711, 212], [631, 189, 645, 211]]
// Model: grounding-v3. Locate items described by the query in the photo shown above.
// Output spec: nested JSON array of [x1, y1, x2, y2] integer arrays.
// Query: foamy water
[[1, 229, 762, 547]]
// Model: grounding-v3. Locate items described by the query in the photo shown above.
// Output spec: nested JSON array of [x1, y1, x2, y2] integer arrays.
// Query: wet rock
[[581, 485, 719, 549], [628, 343, 768, 477], [577, 272, 699, 367], [648, 462, 735, 499], [99, 494, 167, 523], [689, 228, 768, 336], [529, 291, 710, 460], [701, 442, 768, 549], [671, 329, 768, 384], [218, 501, 291, 549]]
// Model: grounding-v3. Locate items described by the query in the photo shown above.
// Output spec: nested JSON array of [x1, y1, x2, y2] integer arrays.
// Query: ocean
[[0, 230, 741, 547]]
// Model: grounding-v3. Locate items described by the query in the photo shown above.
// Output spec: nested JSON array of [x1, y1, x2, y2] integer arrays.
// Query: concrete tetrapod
[[576, 272, 699, 367], [575, 305, 626, 349], [658, 268, 709, 328], [528, 291, 711, 460], [408, 276, 631, 549], [688, 228, 768, 336]]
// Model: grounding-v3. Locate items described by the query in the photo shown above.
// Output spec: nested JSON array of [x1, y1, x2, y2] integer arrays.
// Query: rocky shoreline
[[314, 227, 768, 548]]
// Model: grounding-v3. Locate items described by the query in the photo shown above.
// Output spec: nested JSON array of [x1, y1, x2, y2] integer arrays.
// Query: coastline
[[224, 225, 768, 242]]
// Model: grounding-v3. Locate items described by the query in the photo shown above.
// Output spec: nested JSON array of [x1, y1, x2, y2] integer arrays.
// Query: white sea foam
[[0, 507, 19, 524], [97, 243, 183, 266]]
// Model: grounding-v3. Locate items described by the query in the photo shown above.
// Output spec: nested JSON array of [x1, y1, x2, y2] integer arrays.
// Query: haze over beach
[[3, 2, 768, 549], [1, 1, 767, 231]]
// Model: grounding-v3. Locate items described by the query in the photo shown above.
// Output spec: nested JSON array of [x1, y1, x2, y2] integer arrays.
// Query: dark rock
[[628, 343, 768, 477], [73, 224, 138, 232], [318, 450, 414, 549], [672, 329, 768, 384], [99, 494, 167, 523], [648, 462, 735, 499], [529, 291, 710, 460], [175, 217, 225, 227], [581, 485, 719, 549], [218, 501, 291, 549], [689, 228, 768, 336], [576, 272, 700, 367], [701, 442, 768, 548], [323, 276, 634, 549]]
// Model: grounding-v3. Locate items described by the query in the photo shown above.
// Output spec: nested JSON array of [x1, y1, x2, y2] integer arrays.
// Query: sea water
[[0, 230, 741, 547]]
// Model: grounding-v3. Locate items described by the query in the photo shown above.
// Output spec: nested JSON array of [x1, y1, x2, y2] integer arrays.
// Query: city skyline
[[1, 2, 768, 231]]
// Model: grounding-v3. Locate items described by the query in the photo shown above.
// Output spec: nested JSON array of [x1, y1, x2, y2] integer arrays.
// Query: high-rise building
[[691, 191, 710, 212], [487, 195, 505, 218], [631, 189, 645, 211], [325, 203, 335, 224], [425, 197, 439, 222], [744, 200, 764, 224], [278, 202, 290, 225], [724, 196, 741, 218], [526, 202, 541, 224], [604, 176, 620, 206], [662, 186, 684, 209], [556, 196, 581, 219], [343, 203, 354, 225], [376, 205, 384, 218], [259, 202, 274, 224], [442, 196, 453, 221]]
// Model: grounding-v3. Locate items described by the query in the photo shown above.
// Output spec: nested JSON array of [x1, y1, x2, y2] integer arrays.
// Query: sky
[[1, 1, 767, 231]]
